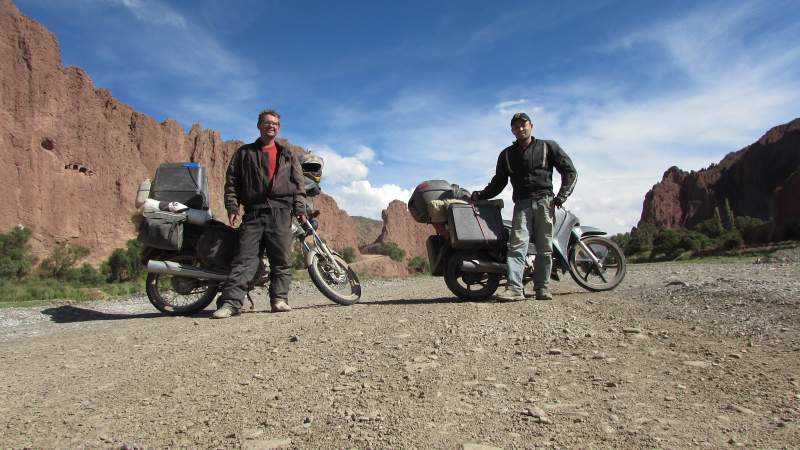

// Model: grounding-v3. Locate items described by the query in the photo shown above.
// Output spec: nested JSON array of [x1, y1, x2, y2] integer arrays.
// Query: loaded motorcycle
[[135, 157, 361, 316], [408, 180, 626, 300]]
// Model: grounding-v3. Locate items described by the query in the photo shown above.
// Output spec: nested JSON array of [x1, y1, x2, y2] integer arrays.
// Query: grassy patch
[[0, 279, 143, 308]]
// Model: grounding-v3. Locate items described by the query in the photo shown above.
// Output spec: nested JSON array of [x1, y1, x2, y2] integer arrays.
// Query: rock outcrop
[[0, 0, 356, 261], [639, 118, 800, 240], [364, 200, 434, 261]]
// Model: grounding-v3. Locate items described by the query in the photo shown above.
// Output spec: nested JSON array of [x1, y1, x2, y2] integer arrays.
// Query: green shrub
[[340, 246, 357, 263], [105, 239, 144, 283], [376, 241, 406, 262], [407, 256, 429, 274], [0, 226, 37, 279], [652, 229, 684, 260], [39, 242, 90, 279], [717, 229, 744, 250], [65, 263, 106, 285], [695, 212, 725, 239]]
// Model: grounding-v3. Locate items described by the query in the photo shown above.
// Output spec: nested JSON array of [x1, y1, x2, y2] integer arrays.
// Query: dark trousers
[[220, 208, 294, 310]]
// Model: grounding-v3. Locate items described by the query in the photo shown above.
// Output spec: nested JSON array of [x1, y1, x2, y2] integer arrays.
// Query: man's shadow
[[40, 305, 213, 323], [358, 296, 467, 306]]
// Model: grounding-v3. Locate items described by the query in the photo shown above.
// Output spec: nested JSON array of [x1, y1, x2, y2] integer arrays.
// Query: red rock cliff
[[638, 118, 800, 240], [0, 0, 356, 261], [365, 200, 434, 260]]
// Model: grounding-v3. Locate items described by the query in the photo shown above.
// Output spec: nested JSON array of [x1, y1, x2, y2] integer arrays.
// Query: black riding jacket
[[224, 138, 306, 214], [478, 137, 577, 203]]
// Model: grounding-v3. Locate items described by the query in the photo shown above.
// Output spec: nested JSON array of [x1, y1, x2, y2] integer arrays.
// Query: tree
[[0, 226, 37, 279], [39, 242, 90, 279], [105, 239, 144, 282], [721, 198, 736, 231], [626, 223, 657, 256], [652, 229, 684, 260], [695, 208, 724, 238]]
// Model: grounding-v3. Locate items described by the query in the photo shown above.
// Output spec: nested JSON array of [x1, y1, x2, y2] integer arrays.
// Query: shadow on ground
[[41, 305, 211, 323], [359, 296, 465, 306]]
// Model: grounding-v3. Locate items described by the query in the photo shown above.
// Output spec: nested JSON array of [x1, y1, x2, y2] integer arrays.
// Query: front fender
[[576, 225, 606, 237]]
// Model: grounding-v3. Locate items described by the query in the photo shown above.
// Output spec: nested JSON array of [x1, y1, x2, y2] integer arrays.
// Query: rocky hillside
[[352, 216, 383, 249], [0, 0, 358, 261], [639, 118, 800, 240]]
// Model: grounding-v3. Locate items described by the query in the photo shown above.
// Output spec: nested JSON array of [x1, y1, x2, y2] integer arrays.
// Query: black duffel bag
[[137, 211, 186, 250], [195, 219, 238, 271]]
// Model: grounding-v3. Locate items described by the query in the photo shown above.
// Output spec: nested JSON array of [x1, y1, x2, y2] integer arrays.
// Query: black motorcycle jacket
[[477, 137, 577, 203], [224, 138, 306, 214]]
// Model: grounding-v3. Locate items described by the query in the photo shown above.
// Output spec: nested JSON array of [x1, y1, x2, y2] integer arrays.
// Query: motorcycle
[[409, 180, 626, 300], [137, 160, 361, 316]]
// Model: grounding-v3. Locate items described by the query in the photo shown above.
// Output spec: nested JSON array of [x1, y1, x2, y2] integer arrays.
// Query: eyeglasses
[[262, 121, 281, 127]]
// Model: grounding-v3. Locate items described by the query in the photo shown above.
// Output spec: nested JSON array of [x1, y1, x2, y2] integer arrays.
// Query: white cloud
[[494, 99, 528, 116], [354, 2, 800, 235], [117, 0, 187, 29], [354, 145, 375, 162], [327, 181, 412, 219], [310, 145, 370, 185]]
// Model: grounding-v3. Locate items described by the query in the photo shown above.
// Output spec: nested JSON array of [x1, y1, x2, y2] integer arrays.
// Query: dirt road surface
[[1, 260, 799, 449]]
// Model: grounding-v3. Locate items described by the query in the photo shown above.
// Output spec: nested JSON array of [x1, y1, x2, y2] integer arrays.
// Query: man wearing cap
[[212, 108, 307, 319], [472, 112, 577, 301]]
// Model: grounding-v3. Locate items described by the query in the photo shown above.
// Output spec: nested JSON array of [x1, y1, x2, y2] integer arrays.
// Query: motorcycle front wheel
[[145, 257, 219, 316], [567, 236, 627, 291], [306, 251, 362, 305], [444, 251, 500, 301]]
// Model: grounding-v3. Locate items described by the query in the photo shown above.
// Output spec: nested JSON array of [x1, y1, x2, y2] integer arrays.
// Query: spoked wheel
[[306, 251, 361, 306], [145, 257, 219, 316], [568, 236, 627, 291], [444, 251, 500, 301]]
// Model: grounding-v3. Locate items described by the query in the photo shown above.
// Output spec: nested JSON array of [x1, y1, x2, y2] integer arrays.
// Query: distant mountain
[[639, 118, 800, 241], [351, 216, 383, 249]]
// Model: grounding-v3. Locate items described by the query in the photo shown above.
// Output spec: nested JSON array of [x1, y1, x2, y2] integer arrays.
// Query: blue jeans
[[506, 196, 554, 291]]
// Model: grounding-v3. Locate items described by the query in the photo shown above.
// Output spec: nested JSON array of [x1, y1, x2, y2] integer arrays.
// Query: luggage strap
[[471, 204, 490, 246]]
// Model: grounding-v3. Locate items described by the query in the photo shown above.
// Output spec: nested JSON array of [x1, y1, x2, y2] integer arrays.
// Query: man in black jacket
[[212, 109, 307, 318], [472, 112, 577, 301]]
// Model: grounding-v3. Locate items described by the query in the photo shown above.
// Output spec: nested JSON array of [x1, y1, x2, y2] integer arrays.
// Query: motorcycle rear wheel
[[306, 251, 362, 305], [444, 251, 500, 301], [567, 236, 627, 291], [145, 257, 219, 315]]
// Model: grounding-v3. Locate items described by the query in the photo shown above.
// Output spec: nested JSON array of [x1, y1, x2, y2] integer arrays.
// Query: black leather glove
[[470, 191, 482, 202], [553, 196, 565, 208]]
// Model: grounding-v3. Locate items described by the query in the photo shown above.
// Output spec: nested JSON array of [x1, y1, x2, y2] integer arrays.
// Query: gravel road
[[1, 259, 798, 449]]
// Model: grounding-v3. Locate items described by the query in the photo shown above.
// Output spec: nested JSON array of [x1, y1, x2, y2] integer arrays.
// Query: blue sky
[[16, 0, 800, 233]]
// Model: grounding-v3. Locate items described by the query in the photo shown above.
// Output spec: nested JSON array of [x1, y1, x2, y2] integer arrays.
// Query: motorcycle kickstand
[[246, 291, 255, 311]]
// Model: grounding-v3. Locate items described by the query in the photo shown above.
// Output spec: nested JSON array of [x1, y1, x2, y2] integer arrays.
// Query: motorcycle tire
[[444, 251, 500, 301], [567, 236, 627, 292], [145, 257, 220, 316], [306, 251, 362, 306]]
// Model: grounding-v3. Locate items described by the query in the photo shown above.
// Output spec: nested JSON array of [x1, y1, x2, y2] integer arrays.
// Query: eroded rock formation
[[365, 200, 434, 261], [639, 118, 800, 240], [0, 0, 357, 261]]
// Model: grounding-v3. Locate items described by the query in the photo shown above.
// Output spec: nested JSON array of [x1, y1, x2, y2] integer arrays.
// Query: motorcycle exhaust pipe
[[146, 260, 229, 281], [459, 260, 507, 274]]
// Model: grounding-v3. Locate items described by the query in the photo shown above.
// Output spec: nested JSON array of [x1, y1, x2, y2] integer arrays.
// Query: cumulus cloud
[[308, 144, 382, 186], [354, 145, 376, 162], [327, 181, 412, 219]]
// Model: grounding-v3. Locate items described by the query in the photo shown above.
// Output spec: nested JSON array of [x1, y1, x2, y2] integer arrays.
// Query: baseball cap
[[510, 112, 531, 124]]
